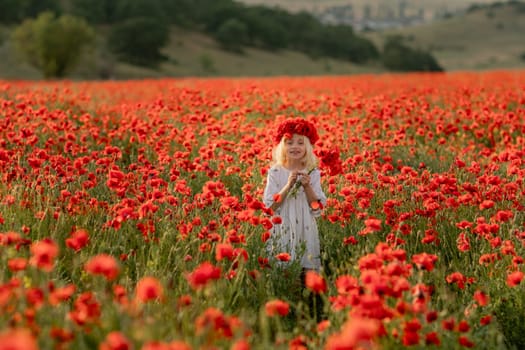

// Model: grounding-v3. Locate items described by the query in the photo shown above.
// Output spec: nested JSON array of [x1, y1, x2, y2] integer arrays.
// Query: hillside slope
[[0, 25, 384, 80], [1, 3, 523, 79], [362, 3, 525, 71]]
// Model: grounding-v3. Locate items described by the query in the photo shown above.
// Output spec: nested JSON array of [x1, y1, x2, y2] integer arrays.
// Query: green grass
[[362, 3, 525, 71]]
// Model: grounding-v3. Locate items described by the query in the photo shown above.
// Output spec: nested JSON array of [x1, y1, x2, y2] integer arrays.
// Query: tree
[[0, 0, 61, 23], [11, 11, 95, 78], [0, 0, 25, 23], [215, 18, 248, 53], [283, 11, 323, 54], [108, 17, 169, 67], [68, 0, 118, 24], [113, 0, 167, 22], [382, 36, 443, 72], [242, 6, 289, 50]]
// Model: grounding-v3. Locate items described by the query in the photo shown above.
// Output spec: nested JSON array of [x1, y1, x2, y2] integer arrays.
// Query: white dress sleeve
[[263, 167, 280, 209]]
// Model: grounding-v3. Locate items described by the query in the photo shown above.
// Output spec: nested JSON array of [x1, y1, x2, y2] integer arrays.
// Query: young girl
[[263, 118, 327, 272]]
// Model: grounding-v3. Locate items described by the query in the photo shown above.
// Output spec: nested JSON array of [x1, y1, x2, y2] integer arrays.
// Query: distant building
[[316, 4, 355, 26], [314, 3, 427, 31]]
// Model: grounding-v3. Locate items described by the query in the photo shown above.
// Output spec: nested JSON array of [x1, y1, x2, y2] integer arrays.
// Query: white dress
[[263, 165, 327, 270]]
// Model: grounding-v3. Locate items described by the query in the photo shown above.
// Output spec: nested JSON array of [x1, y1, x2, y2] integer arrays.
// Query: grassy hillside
[[154, 27, 384, 78], [1, 2, 523, 80], [361, 3, 525, 71], [0, 25, 384, 80]]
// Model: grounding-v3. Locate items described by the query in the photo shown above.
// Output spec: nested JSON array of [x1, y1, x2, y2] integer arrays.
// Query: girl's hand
[[298, 172, 310, 187], [286, 171, 299, 188]]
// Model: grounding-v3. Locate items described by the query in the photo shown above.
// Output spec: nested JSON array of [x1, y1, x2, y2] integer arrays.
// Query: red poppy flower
[[265, 299, 290, 316], [7, 258, 27, 272], [402, 331, 419, 346], [49, 284, 75, 305], [145, 341, 191, 350], [317, 320, 330, 332], [305, 270, 327, 294], [100, 331, 132, 350], [261, 231, 271, 243], [315, 147, 343, 176], [276, 252, 291, 262], [426, 311, 438, 323], [480, 315, 492, 325], [135, 276, 164, 303], [425, 332, 440, 346], [177, 295, 192, 308], [494, 210, 513, 222], [84, 254, 120, 281], [446, 272, 467, 289], [442, 317, 455, 331], [30, 238, 59, 272], [479, 200, 495, 210], [458, 335, 474, 348], [0, 231, 22, 246], [412, 253, 438, 271], [215, 242, 234, 261], [289, 335, 307, 349], [68, 292, 101, 326], [194, 307, 234, 339], [364, 218, 382, 232], [65, 228, 90, 252], [271, 216, 282, 224], [310, 201, 321, 210], [50, 327, 74, 344], [344, 235, 358, 245], [324, 317, 380, 350], [108, 285, 126, 306], [258, 257, 270, 269], [186, 262, 221, 290], [25, 287, 45, 309], [0, 329, 38, 350], [458, 320, 470, 332], [473, 290, 489, 306], [506, 271, 523, 287]]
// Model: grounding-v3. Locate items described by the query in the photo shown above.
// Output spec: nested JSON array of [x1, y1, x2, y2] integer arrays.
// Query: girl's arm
[[269, 183, 292, 211], [263, 169, 299, 212], [302, 169, 327, 215], [303, 180, 319, 206], [270, 171, 300, 211]]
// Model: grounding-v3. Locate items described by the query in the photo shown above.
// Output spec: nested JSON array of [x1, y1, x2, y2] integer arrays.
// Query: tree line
[[0, 0, 444, 78]]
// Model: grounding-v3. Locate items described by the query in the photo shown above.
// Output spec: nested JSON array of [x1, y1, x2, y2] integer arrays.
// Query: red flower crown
[[274, 118, 319, 145]]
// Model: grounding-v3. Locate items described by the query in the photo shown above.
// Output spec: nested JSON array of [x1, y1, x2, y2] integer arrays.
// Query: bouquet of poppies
[[288, 167, 316, 199], [288, 147, 342, 199]]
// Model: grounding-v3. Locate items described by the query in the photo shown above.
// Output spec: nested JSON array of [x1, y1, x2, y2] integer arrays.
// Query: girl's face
[[284, 134, 306, 162]]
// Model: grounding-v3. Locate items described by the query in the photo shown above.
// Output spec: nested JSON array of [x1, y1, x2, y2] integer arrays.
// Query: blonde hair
[[272, 134, 318, 170]]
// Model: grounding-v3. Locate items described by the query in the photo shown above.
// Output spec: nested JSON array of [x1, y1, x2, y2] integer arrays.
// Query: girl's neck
[[284, 160, 305, 171]]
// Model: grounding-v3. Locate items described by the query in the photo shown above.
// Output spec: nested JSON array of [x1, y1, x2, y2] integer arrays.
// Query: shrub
[[214, 18, 248, 53], [11, 11, 95, 78], [108, 16, 169, 67], [382, 35, 444, 72]]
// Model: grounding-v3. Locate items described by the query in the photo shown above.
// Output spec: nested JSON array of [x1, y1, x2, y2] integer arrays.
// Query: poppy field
[[1, 70, 525, 349]]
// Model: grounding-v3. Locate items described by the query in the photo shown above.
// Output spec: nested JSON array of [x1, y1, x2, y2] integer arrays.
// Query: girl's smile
[[285, 134, 306, 162]]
